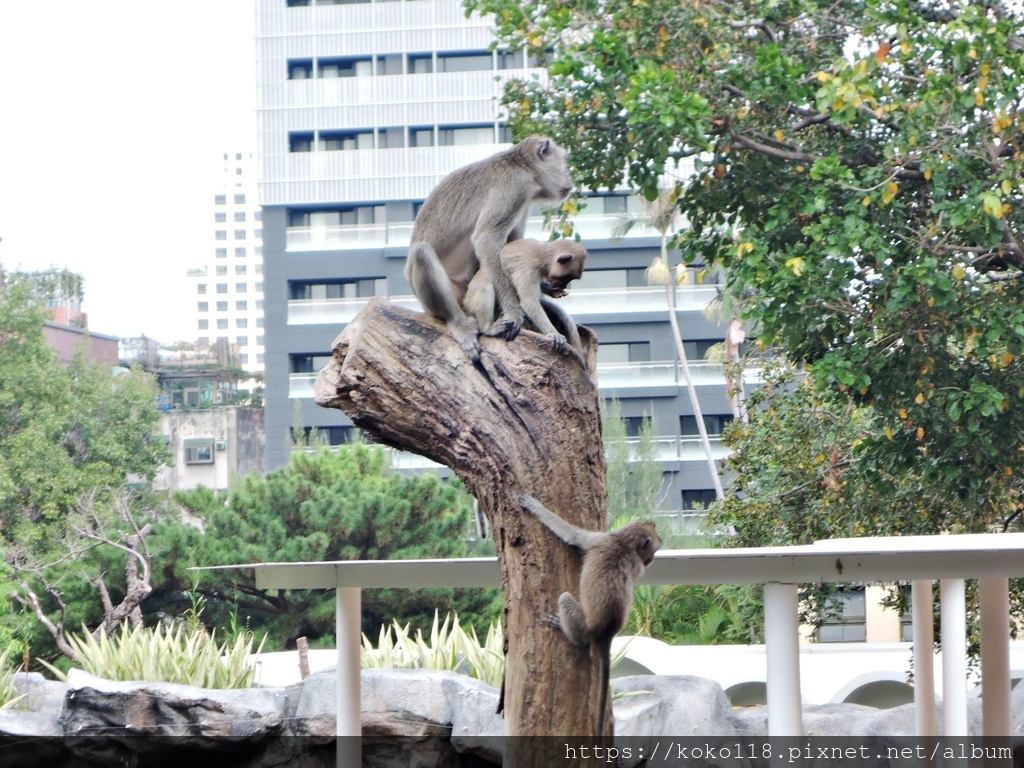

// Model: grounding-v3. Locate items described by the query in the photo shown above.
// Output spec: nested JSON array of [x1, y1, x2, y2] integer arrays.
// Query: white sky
[[0, 1, 256, 342]]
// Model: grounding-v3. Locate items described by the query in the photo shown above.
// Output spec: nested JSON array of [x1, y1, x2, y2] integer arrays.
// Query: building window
[[216, 248, 228, 258], [597, 342, 651, 365], [291, 353, 332, 373], [198, 319, 209, 330], [288, 59, 313, 79], [217, 319, 229, 330], [214, 195, 226, 205], [680, 414, 734, 436], [216, 266, 227, 276], [216, 284, 228, 294], [240, 354, 249, 365], [290, 278, 384, 300], [215, 231, 227, 241], [215, 212, 227, 223], [236, 301, 248, 311], [682, 339, 721, 360], [237, 319, 248, 329], [318, 56, 372, 78], [682, 489, 718, 510], [184, 438, 215, 465], [289, 132, 314, 152], [622, 416, 651, 437], [236, 283, 248, 293], [497, 49, 524, 69], [234, 212, 246, 222], [817, 587, 868, 643], [435, 52, 492, 73], [197, 301, 209, 312], [235, 247, 247, 257], [197, 284, 207, 295], [217, 301, 228, 311], [409, 53, 433, 74], [234, 230, 246, 240], [438, 125, 495, 146], [234, 194, 245, 204], [235, 265, 247, 275], [237, 335, 248, 345]]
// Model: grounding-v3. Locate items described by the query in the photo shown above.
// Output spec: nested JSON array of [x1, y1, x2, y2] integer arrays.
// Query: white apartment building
[[188, 150, 266, 377]]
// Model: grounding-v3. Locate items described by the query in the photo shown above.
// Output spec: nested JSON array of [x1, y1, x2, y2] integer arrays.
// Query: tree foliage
[[160, 446, 499, 646], [0, 286, 166, 544], [470, 0, 1024, 523]]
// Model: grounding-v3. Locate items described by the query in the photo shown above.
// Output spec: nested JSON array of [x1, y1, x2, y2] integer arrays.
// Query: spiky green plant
[[0, 647, 25, 710], [41, 623, 265, 689]]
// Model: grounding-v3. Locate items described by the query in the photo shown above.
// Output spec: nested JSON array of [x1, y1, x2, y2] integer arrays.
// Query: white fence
[[200, 532, 1024, 744]]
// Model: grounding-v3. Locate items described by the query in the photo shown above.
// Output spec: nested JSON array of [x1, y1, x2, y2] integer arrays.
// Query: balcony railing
[[200, 532, 1024, 741], [286, 285, 720, 325], [290, 363, 762, 400], [284, 211, 669, 252]]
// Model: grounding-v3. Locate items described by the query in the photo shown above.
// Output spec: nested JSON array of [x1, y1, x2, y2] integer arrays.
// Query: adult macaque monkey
[[463, 238, 588, 356], [519, 494, 661, 736], [404, 136, 574, 360]]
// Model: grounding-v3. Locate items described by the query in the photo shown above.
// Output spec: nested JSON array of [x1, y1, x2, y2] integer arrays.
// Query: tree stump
[[314, 297, 610, 742]]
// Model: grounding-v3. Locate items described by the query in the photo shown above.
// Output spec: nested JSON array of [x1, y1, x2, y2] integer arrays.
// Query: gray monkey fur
[[464, 238, 587, 356], [405, 136, 574, 360], [519, 493, 662, 737]]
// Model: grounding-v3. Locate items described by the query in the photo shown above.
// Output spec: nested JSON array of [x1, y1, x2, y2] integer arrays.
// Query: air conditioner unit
[[215, 440, 227, 451]]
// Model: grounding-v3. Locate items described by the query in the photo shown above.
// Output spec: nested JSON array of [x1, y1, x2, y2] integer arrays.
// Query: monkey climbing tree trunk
[[314, 297, 610, 747]]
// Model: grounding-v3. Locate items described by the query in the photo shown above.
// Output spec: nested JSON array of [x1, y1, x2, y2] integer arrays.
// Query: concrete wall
[[154, 407, 265, 492]]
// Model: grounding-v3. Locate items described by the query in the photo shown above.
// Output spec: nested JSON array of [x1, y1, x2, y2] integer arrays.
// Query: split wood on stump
[[314, 297, 610, 745]]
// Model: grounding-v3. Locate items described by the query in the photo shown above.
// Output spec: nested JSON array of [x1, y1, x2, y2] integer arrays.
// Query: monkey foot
[[546, 333, 569, 355], [483, 313, 524, 342]]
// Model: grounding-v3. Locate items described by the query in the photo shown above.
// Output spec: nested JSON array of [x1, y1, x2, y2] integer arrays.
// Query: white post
[[939, 578, 968, 736], [911, 580, 936, 737], [764, 583, 802, 736], [979, 577, 1011, 738], [336, 586, 362, 768]]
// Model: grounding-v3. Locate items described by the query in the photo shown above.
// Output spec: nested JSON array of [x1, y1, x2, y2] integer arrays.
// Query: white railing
[[200, 532, 1024, 742], [290, 364, 761, 400], [286, 286, 721, 325], [284, 211, 676, 252]]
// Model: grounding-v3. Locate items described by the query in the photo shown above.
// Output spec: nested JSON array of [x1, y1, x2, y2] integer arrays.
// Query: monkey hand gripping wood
[[519, 493, 661, 737]]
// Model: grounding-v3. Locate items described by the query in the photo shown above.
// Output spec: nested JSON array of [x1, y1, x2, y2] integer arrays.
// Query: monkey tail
[[596, 636, 613, 741]]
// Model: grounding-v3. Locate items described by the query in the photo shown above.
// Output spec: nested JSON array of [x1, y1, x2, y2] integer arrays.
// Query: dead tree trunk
[[314, 297, 609, 740]]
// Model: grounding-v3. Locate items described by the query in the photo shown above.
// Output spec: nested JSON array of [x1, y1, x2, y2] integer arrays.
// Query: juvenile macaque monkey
[[463, 239, 587, 356], [404, 136, 574, 360], [519, 493, 661, 736]]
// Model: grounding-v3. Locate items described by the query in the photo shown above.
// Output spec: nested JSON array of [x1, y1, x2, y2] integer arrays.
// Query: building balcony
[[290, 361, 762, 399], [286, 285, 722, 325], [283, 211, 661, 253]]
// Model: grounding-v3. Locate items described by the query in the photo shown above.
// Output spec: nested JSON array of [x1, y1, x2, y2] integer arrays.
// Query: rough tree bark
[[314, 297, 610, 743]]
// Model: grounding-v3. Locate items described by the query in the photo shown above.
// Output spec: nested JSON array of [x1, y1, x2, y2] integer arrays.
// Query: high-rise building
[[255, 0, 756, 518], [188, 151, 265, 378]]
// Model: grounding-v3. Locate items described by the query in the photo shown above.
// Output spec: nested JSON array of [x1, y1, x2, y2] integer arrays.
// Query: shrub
[[41, 623, 265, 689]]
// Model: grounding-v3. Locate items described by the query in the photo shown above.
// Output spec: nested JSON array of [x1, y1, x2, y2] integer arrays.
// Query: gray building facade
[[256, 0, 752, 514]]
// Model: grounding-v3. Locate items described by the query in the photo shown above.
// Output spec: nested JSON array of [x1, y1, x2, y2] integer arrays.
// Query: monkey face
[[547, 248, 587, 289], [526, 136, 574, 202]]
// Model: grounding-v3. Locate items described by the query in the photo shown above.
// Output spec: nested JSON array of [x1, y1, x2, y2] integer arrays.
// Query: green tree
[[470, 0, 1024, 527], [602, 399, 663, 526], [0, 286, 166, 546], [158, 446, 499, 647]]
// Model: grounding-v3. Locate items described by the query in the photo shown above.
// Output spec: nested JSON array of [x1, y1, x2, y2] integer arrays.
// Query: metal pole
[[979, 578, 1011, 737], [911, 580, 936, 737], [336, 586, 362, 768], [939, 578, 968, 736], [764, 583, 802, 736]]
